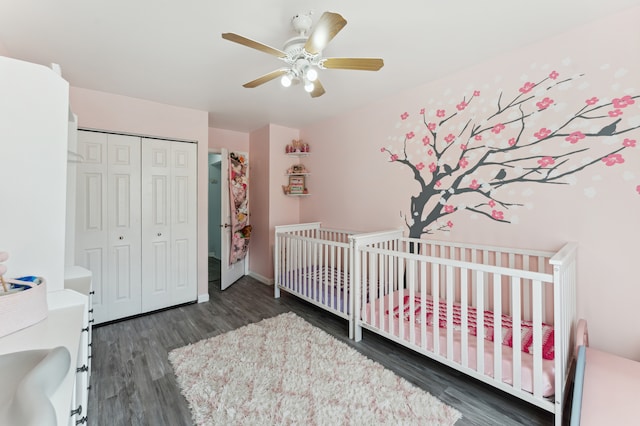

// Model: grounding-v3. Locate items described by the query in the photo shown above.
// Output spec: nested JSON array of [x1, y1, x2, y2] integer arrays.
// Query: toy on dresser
[[0, 250, 48, 338]]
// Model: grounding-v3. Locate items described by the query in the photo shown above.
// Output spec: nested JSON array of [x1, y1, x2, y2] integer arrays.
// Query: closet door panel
[[106, 135, 142, 321], [75, 131, 109, 324], [150, 241, 170, 292], [174, 238, 189, 290], [141, 140, 173, 312], [170, 142, 198, 304]]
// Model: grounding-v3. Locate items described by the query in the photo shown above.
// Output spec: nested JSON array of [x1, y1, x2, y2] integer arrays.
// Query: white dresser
[[0, 289, 89, 425]]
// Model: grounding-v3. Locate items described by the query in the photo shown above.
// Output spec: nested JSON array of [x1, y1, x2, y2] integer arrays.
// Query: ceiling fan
[[221, 11, 384, 98]]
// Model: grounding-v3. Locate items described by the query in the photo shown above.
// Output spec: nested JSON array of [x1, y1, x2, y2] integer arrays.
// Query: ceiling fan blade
[[243, 69, 288, 88], [303, 12, 347, 55], [222, 33, 287, 58], [310, 79, 326, 98], [320, 57, 384, 71]]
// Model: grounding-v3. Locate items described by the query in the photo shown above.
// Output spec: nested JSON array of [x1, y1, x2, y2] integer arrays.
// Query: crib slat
[[471, 249, 478, 308], [432, 264, 440, 356], [367, 251, 373, 324], [523, 256, 531, 320], [512, 276, 522, 391], [334, 241, 340, 311], [537, 255, 547, 324], [322, 241, 327, 308], [420, 261, 427, 351], [341, 242, 347, 314], [460, 268, 469, 368], [374, 252, 384, 331], [446, 265, 454, 361], [397, 255, 405, 342], [290, 238, 297, 293], [493, 273, 502, 384], [476, 271, 485, 376], [304, 238, 309, 297], [532, 279, 543, 398], [408, 259, 416, 345], [384, 252, 392, 332]]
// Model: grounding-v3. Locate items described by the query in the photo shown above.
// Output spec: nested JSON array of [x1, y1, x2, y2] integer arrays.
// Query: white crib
[[351, 231, 577, 426], [274, 223, 388, 338]]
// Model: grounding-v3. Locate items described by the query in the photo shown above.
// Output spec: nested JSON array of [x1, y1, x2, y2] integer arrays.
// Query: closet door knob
[[157, 232, 162, 236], [119, 236, 124, 240]]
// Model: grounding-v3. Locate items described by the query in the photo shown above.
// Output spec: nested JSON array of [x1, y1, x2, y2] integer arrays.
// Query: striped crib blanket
[[389, 295, 555, 360]]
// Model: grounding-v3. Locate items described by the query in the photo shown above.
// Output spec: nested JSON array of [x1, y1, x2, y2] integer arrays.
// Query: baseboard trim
[[198, 293, 210, 303], [248, 271, 273, 286]]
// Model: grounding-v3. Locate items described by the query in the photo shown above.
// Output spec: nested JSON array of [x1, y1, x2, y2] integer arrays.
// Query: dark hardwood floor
[[87, 258, 554, 425]]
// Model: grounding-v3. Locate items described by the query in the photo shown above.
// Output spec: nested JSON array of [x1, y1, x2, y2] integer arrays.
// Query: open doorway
[[208, 152, 222, 292], [208, 148, 248, 291]]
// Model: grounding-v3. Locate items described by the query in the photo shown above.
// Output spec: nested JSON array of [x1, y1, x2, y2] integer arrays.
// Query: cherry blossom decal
[[382, 70, 640, 238]]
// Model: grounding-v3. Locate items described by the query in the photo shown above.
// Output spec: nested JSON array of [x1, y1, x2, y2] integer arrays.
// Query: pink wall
[[247, 126, 270, 280], [209, 127, 249, 152], [268, 125, 300, 278], [242, 124, 300, 280], [300, 7, 640, 360], [69, 87, 210, 299], [268, 124, 301, 226]]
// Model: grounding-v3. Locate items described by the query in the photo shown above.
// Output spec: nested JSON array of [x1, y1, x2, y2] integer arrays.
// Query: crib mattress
[[279, 266, 350, 313], [362, 291, 555, 397]]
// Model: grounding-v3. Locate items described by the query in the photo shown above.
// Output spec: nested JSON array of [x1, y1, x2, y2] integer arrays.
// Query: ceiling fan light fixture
[[281, 73, 293, 87], [304, 80, 315, 93], [305, 67, 318, 82]]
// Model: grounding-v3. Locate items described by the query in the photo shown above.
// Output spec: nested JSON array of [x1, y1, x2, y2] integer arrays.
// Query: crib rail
[[352, 234, 577, 425]]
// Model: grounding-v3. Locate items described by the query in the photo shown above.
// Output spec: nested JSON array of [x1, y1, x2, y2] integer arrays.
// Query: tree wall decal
[[382, 70, 640, 239]]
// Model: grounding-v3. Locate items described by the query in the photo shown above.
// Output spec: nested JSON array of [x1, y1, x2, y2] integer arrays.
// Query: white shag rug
[[169, 312, 462, 425]]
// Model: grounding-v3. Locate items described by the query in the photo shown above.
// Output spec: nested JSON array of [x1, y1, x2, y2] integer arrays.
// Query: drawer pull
[[81, 326, 89, 333], [77, 364, 89, 373], [76, 416, 88, 425], [70, 405, 82, 416]]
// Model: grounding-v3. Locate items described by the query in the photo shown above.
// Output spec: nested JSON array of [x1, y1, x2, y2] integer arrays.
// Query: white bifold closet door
[[75, 132, 142, 324], [75, 130, 197, 325], [141, 138, 197, 312]]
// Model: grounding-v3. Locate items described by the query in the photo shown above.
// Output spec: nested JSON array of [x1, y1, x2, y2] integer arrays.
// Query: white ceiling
[[1, 0, 638, 133]]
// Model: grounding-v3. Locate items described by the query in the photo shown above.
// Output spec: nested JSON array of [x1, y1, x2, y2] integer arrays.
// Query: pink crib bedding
[[363, 291, 555, 397], [390, 294, 556, 360]]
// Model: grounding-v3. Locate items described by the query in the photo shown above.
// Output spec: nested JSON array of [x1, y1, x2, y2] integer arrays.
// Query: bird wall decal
[[493, 168, 507, 180], [596, 118, 622, 136]]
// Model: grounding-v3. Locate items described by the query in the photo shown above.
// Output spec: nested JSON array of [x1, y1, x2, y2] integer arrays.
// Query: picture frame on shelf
[[288, 175, 305, 194]]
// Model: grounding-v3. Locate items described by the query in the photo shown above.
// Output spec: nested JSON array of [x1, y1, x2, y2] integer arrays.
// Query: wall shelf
[[283, 149, 310, 196]]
